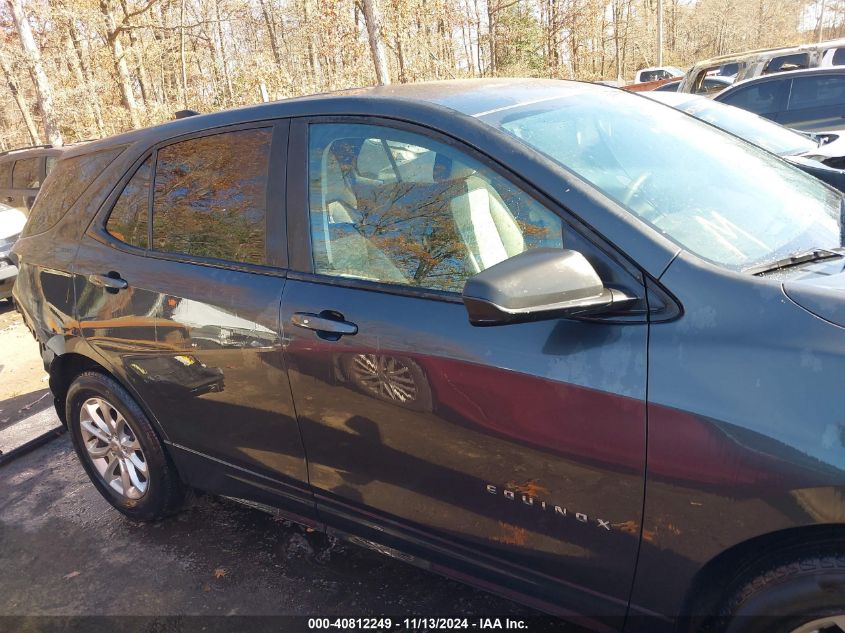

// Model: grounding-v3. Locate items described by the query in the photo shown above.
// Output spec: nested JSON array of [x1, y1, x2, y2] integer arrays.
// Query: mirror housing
[[462, 248, 633, 326]]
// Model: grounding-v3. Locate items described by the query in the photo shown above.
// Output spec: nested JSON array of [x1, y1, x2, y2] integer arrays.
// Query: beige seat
[[434, 154, 526, 275], [314, 142, 407, 284]]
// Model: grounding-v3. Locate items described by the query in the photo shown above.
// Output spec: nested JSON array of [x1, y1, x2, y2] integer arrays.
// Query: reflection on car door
[[75, 122, 315, 520], [281, 119, 649, 622]]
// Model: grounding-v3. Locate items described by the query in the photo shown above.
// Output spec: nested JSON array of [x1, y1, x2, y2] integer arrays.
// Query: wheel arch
[[678, 523, 845, 630], [48, 351, 169, 442]]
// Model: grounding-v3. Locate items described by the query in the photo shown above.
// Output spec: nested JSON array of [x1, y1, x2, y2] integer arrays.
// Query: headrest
[[329, 139, 363, 173], [433, 153, 476, 182]]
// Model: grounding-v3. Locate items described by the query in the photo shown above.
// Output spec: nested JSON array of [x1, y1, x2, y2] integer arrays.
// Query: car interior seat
[[433, 153, 525, 274]]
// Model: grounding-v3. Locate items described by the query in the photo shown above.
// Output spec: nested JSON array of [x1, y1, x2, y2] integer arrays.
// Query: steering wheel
[[622, 171, 652, 208]]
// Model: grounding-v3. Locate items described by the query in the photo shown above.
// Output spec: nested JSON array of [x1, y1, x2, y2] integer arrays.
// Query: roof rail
[[174, 109, 200, 119], [0, 143, 53, 158]]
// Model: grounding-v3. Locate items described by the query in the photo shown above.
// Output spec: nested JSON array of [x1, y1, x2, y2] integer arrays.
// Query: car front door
[[281, 118, 649, 622], [75, 122, 314, 520]]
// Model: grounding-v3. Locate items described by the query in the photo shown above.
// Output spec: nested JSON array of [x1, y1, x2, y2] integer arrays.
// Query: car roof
[[0, 145, 65, 163], [638, 66, 682, 73], [691, 37, 845, 68], [61, 78, 606, 160], [719, 66, 845, 94]]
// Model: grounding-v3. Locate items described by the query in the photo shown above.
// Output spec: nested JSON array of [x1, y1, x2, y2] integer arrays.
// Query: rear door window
[[718, 62, 739, 76], [764, 53, 810, 74], [788, 74, 845, 110], [719, 80, 788, 115], [106, 157, 151, 249], [640, 70, 666, 82], [151, 128, 272, 265], [12, 157, 41, 188], [833, 48, 845, 66]]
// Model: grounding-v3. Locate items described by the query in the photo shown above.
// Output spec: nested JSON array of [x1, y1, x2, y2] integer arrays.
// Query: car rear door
[[781, 73, 845, 132], [74, 121, 315, 520], [281, 118, 649, 623], [717, 77, 789, 122]]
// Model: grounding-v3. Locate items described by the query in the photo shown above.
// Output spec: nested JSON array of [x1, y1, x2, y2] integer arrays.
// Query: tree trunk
[[0, 51, 40, 145], [362, 0, 391, 85], [6, 0, 62, 146], [212, 0, 235, 103], [180, 0, 188, 108], [101, 0, 142, 129], [119, 0, 153, 105], [302, 0, 321, 85], [486, 0, 496, 75], [67, 26, 106, 137], [259, 0, 283, 69]]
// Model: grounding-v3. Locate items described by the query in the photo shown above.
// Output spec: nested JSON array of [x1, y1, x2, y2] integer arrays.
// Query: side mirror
[[462, 248, 634, 326]]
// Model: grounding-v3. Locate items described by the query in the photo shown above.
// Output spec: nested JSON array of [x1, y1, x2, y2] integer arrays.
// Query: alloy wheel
[[349, 354, 418, 404], [79, 396, 149, 500]]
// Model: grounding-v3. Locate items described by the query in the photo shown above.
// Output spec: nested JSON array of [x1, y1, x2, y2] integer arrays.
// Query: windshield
[[482, 89, 841, 271], [677, 98, 817, 156]]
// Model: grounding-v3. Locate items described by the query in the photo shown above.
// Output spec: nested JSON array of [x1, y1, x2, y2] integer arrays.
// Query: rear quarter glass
[[22, 147, 124, 238]]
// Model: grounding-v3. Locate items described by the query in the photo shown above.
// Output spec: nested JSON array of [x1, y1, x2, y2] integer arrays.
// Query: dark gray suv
[[0, 144, 64, 213], [11, 79, 845, 633]]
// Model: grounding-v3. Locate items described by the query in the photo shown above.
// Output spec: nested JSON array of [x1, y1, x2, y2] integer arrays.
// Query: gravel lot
[[0, 386, 581, 633], [0, 300, 52, 429]]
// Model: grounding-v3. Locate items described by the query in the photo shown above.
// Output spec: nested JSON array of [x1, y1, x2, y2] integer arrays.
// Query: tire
[[66, 371, 185, 521], [715, 551, 845, 633]]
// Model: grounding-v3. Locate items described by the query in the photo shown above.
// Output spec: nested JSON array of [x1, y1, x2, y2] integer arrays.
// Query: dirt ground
[[0, 301, 52, 430], [0, 436, 575, 632]]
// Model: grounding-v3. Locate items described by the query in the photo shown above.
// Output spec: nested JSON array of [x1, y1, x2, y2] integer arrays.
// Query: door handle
[[89, 273, 128, 291], [291, 311, 357, 338]]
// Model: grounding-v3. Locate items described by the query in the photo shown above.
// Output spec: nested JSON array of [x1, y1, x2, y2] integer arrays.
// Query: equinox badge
[[486, 484, 612, 531]]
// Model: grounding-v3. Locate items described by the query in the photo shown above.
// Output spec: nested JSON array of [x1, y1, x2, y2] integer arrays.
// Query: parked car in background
[[653, 75, 732, 94], [678, 37, 845, 94], [0, 203, 26, 301], [12, 79, 845, 633], [714, 67, 845, 133], [0, 144, 64, 214], [633, 65, 683, 83], [645, 90, 845, 191]]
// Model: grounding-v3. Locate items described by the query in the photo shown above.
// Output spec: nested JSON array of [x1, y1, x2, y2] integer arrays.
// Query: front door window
[[307, 123, 564, 293]]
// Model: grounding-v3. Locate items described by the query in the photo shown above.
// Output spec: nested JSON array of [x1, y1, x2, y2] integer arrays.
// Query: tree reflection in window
[[107, 156, 150, 248], [153, 128, 271, 265], [309, 124, 563, 293]]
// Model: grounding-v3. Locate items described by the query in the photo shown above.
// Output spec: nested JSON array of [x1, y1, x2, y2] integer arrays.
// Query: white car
[[633, 65, 684, 83], [0, 204, 25, 301]]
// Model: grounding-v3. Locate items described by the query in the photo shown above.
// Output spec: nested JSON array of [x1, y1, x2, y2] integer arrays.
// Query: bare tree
[[361, 0, 391, 85], [6, 0, 62, 145], [0, 0, 818, 148], [0, 51, 40, 145], [101, 0, 142, 128]]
